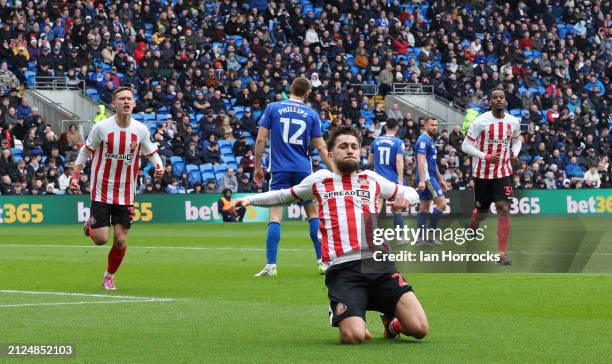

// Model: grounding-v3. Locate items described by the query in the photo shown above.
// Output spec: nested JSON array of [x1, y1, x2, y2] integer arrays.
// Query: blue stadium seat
[[216, 174, 224, 185], [186, 164, 199, 174], [235, 156, 242, 165], [218, 140, 233, 149], [143, 112, 156, 122], [226, 162, 238, 170], [200, 163, 214, 173], [213, 164, 227, 174], [170, 156, 185, 176], [201, 172, 215, 183], [189, 170, 202, 184], [220, 145, 233, 155]]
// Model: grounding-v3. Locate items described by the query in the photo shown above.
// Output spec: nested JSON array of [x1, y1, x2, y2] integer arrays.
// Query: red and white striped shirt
[[465, 111, 521, 179], [83, 116, 158, 205], [286, 169, 418, 265]]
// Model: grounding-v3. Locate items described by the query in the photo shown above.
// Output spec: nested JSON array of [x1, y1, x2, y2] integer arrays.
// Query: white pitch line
[[1, 243, 612, 256], [0, 299, 174, 308], [0, 243, 310, 252], [0, 289, 173, 301]]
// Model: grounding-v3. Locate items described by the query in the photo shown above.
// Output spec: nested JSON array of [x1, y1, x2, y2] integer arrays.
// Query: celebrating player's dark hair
[[326, 125, 363, 151]]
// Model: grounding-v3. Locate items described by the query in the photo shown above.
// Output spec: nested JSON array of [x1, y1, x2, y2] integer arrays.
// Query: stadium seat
[[201, 172, 215, 183], [218, 140, 233, 149], [186, 164, 199, 174], [220, 145, 233, 155], [226, 162, 238, 170], [143, 112, 156, 122], [200, 163, 214, 173], [189, 170, 202, 184], [170, 156, 185, 176], [213, 164, 228, 174]]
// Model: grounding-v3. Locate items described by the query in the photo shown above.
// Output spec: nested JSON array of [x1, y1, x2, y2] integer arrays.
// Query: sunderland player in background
[[461, 88, 521, 265], [368, 118, 405, 228], [252, 77, 334, 277], [415, 117, 448, 245], [72, 87, 163, 290], [233, 126, 428, 344]]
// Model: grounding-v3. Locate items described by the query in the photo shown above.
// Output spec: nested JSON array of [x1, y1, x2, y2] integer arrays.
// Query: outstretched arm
[[232, 171, 324, 210]]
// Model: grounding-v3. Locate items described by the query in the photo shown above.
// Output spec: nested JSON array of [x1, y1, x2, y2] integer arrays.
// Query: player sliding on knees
[[72, 87, 163, 290], [232, 126, 429, 344], [252, 76, 334, 277], [461, 88, 521, 265]]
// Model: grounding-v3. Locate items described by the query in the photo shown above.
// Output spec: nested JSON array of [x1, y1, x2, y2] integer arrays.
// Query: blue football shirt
[[371, 135, 405, 183], [415, 133, 439, 182], [259, 99, 322, 173]]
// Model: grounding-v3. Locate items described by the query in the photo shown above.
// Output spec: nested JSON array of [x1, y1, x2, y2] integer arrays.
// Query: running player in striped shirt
[[461, 88, 521, 265], [232, 126, 428, 344], [72, 87, 163, 289]]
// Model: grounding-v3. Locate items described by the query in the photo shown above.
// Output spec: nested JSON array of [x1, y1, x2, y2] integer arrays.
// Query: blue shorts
[[418, 179, 444, 200], [270, 171, 313, 206]]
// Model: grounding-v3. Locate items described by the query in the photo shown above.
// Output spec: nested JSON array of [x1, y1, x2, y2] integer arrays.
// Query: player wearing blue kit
[[253, 77, 334, 277], [368, 119, 405, 227], [415, 117, 448, 245]]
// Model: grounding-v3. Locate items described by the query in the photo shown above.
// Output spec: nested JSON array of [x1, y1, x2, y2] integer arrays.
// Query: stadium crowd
[[0, 0, 610, 196]]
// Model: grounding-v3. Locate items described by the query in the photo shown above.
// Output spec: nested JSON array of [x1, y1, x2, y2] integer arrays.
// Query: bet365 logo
[[567, 195, 612, 214], [0, 203, 44, 224]]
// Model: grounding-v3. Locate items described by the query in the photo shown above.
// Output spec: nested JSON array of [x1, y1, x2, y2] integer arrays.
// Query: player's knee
[[412, 319, 429, 339], [92, 235, 108, 245], [113, 238, 126, 249], [340, 328, 366, 344], [496, 204, 510, 215]]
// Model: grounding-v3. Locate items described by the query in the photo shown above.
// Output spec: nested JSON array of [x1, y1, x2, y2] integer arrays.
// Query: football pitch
[[1, 221, 611, 363]]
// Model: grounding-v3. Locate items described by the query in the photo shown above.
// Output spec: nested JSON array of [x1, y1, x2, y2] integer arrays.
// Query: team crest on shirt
[[130, 141, 138, 151], [358, 175, 369, 186]]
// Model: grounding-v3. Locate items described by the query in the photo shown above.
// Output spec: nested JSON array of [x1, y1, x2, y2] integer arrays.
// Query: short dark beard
[[491, 107, 505, 118], [335, 159, 359, 175]]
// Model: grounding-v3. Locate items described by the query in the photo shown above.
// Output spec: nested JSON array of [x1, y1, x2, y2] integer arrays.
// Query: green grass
[[1, 222, 611, 363]]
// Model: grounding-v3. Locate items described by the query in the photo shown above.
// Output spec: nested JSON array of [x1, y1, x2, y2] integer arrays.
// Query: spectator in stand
[[218, 168, 238, 193]]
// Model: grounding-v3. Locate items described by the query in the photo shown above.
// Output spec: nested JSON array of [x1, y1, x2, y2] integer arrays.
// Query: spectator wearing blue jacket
[[360, 101, 374, 125], [565, 157, 584, 179], [584, 75, 605, 94]]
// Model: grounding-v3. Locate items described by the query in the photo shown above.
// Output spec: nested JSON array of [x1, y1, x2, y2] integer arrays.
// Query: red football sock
[[107, 245, 127, 274], [497, 214, 510, 255], [469, 208, 480, 229], [389, 318, 402, 335]]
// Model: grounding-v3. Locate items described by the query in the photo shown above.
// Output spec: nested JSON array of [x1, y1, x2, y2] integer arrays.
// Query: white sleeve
[[462, 137, 487, 159], [246, 189, 296, 207], [141, 127, 159, 158], [367, 170, 419, 205], [75, 126, 101, 166], [248, 170, 328, 206], [462, 118, 486, 159]]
